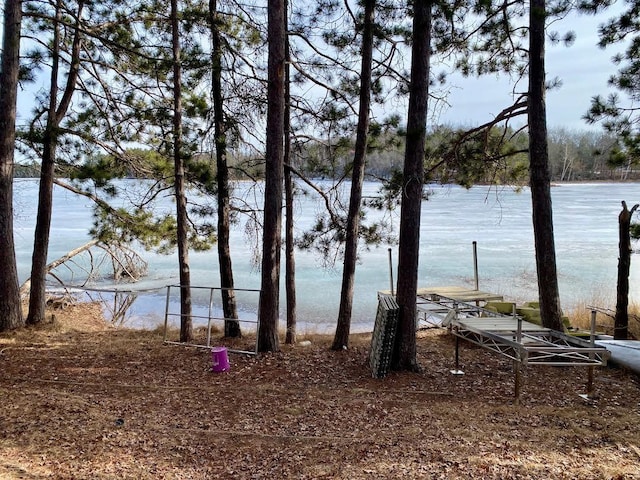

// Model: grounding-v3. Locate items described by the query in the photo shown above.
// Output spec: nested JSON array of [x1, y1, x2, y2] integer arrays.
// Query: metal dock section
[[416, 286, 504, 328], [417, 292, 610, 403]]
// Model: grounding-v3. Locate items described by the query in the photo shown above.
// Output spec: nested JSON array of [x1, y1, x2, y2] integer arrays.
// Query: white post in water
[[472, 241, 479, 291], [388, 248, 394, 296]]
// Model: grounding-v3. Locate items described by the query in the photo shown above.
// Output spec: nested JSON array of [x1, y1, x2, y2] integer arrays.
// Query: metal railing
[[162, 285, 261, 355]]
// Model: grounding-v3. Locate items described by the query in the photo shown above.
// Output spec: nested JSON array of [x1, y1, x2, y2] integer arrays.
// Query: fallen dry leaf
[[0, 303, 639, 479]]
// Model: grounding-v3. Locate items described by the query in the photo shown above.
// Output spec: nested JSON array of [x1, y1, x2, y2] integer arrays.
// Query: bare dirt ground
[[1, 303, 640, 479]]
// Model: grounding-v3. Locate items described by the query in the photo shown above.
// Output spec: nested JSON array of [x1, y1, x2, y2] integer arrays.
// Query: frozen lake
[[13, 179, 640, 332]]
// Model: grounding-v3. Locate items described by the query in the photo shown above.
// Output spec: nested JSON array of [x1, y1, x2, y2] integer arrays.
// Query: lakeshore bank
[[1, 302, 640, 479]]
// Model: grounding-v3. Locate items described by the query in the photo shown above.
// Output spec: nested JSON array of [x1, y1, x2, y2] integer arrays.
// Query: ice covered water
[[13, 179, 639, 332]]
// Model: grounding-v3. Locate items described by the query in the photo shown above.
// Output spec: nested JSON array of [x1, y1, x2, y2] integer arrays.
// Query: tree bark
[[392, 0, 431, 371], [615, 201, 639, 340], [27, 135, 56, 325], [284, 164, 297, 344], [258, 0, 286, 352], [171, 0, 192, 343], [284, 4, 297, 345], [528, 0, 564, 332], [0, 0, 24, 332], [209, 0, 240, 338], [333, 0, 376, 351]]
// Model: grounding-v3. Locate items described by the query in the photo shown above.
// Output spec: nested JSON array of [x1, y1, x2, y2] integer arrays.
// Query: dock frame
[[418, 293, 610, 403]]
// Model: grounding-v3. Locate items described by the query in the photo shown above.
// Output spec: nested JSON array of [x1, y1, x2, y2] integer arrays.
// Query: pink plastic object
[[211, 346, 230, 372]]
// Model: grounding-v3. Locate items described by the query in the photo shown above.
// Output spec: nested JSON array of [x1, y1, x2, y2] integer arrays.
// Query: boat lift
[[417, 293, 610, 403]]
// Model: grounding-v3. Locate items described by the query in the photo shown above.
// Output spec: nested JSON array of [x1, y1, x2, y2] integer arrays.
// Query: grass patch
[[566, 299, 640, 338]]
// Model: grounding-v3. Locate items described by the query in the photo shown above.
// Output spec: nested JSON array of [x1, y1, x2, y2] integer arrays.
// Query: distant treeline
[[14, 163, 39, 178], [14, 126, 639, 183]]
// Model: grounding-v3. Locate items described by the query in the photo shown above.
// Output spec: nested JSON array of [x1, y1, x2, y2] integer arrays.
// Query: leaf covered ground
[[1, 303, 640, 479]]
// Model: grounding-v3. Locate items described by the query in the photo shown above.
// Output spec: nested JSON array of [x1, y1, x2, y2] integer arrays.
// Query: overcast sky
[[436, 6, 626, 132]]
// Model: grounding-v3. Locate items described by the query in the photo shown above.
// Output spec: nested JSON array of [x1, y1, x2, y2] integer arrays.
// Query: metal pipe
[[514, 360, 522, 405], [388, 248, 394, 296], [164, 341, 257, 356], [472, 241, 479, 290], [163, 285, 172, 343], [206, 288, 214, 347], [514, 307, 523, 405]]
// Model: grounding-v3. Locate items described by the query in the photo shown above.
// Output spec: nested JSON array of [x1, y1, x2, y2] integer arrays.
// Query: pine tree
[[392, 0, 431, 371], [0, 0, 25, 332], [258, 0, 286, 352], [26, 0, 85, 325], [582, 0, 640, 175], [333, 0, 377, 351]]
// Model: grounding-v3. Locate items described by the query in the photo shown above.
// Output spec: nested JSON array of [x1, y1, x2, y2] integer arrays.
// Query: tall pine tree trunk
[[284, 165, 297, 344], [27, 137, 56, 325], [528, 0, 563, 332], [27, 0, 61, 325], [209, 0, 240, 338], [0, 0, 24, 332], [333, 0, 375, 351], [614, 201, 639, 340], [392, 0, 431, 371], [258, 0, 285, 352], [27, 0, 83, 325], [284, 6, 297, 345], [171, 0, 192, 343]]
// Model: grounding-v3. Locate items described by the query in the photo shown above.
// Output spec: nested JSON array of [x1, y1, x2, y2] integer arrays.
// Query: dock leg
[[450, 335, 464, 375], [587, 366, 594, 397], [580, 310, 598, 400], [514, 360, 522, 406]]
